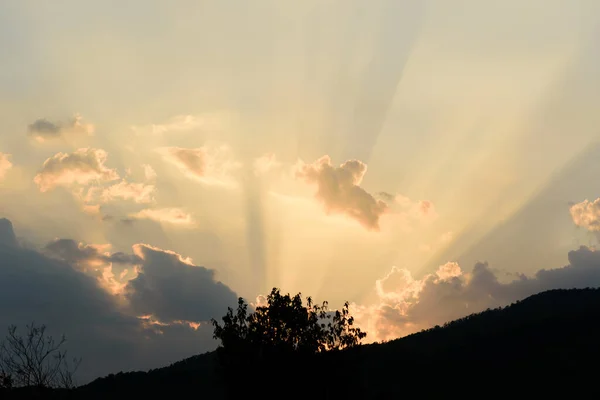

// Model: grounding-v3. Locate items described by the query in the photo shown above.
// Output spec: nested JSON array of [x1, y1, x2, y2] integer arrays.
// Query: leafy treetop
[[211, 288, 366, 356]]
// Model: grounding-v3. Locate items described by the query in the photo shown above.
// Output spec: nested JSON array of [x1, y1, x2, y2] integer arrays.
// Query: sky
[[1, 0, 600, 384]]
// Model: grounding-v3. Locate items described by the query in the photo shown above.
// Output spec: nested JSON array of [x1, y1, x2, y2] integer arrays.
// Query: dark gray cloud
[[27, 115, 94, 141], [28, 119, 61, 138], [0, 218, 17, 247], [376, 192, 396, 203], [0, 218, 238, 385], [125, 244, 238, 323]]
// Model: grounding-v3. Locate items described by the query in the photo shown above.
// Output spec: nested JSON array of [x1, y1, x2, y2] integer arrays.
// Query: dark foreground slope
[[77, 288, 600, 399]]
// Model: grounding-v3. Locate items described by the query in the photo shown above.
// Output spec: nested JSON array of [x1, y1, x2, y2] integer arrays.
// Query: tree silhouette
[[0, 323, 81, 390], [212, 288, 366, 355], [211, 288, 365, 397]]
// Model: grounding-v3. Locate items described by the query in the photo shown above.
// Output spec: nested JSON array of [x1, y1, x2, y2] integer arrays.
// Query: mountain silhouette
[[72, 287, 600, 399]]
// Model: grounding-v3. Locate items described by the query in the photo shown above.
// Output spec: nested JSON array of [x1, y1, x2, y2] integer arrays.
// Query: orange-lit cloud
[[101, 180, 156, 204], [137, 315, 203, 334], [129, 207, 194, 225], [570, 198, 600, 232], [82, 204, 101, 215], [0, 153, 12, 180], [34, 148, 119, 192], [295, 155, 388, 230], [44, 238, 142, 295]]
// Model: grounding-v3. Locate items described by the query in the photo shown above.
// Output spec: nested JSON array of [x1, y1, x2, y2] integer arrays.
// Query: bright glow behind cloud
[[0, 153, 12, 180], [129, 208, 194, 225], [0, 0, 599, 380]]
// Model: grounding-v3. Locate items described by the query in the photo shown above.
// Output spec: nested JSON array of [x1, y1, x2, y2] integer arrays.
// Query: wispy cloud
[[130, 114, 226, 136], [159, 145, 241, 187], [101, 180, 156, 204], [253, 153, 280, 176], [129, 207, 194, 225]]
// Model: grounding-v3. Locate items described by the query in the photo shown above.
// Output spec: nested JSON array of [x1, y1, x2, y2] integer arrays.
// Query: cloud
[[34, 148, 119, 192], [44, 238, 142, 295], [143, 164, 157, 181], [101, 180, 156, 204], [129, 208, 194, 225], [0, 222, 143, 382], [295, 155, 388, 230], [376, 192, 396, 203], [0, 218, 238, 384], [570, 198, 600, 232], [44, 238, 142, 267], [253, 153, 280, 176], [125, 244, 238, 323], [82, 204, 101, 215], [0, 153, 12, 180], [28, 114, 94, 141], [382, 194, 437, 220], [131, 115, 201, 135], [159, 145, 241, 187], [354, 246, 600, 342], [130, 114, 225, 136]]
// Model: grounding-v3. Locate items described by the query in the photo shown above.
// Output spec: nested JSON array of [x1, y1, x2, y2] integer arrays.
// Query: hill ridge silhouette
[[74, 287, 600, 398]]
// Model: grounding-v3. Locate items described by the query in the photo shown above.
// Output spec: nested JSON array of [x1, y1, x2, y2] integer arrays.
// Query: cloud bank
[[0, 218, 238, 384], [354, 246, 600, 342]]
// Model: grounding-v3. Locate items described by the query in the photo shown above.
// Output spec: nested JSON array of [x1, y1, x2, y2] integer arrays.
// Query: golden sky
[[1, 0, 600, 382]]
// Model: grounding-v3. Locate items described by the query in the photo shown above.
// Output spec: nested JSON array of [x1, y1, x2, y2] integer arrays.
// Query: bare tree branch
[[0, 323, 80, 389]]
